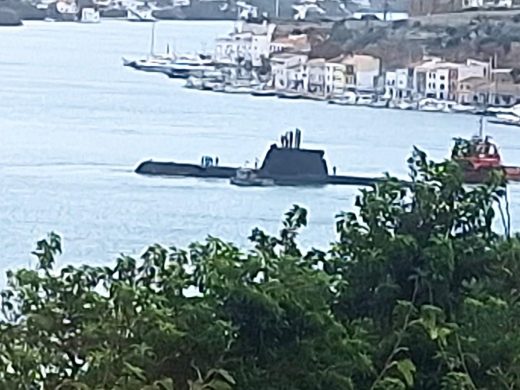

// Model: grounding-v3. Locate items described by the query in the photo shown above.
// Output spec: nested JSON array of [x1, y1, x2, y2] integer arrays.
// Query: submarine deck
[[135, 161, 382, 186]]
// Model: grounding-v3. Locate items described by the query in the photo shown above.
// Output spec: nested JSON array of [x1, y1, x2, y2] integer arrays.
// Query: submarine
[[134, 130, 382, 187]]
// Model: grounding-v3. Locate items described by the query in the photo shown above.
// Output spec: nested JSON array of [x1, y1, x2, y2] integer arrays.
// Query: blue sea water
[[1, 20, 519, 274]]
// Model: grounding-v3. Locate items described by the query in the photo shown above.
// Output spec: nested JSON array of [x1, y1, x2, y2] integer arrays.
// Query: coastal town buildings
[[269, 52, 381, 98], [410, 57, 490, 100], [214, 21, 275, 67], [325, 59, 355, 97], [210, 22, 520, 107], [270, 53, 308, 90], [457, 68, 520, 106], [323, 54, 381, 95]]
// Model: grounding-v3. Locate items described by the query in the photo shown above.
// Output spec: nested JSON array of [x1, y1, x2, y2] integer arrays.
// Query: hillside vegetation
[[307, 12, 520, 68]]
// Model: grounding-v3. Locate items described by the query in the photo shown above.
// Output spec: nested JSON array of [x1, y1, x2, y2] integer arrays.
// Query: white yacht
[[487, 103, 520, 117], [223, 85, 253, 94], [393, 100, 416, 110], [418, 98, 445, 112], [449, 103, 477, 114], [122, 53, 175, 72], [356, 93, 374, 106], [488, 113, 520, 127], [164, 53, 214, 78], [329, 91, 357, 106]]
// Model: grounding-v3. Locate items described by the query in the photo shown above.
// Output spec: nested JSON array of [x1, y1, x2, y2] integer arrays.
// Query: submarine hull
[[135, 160, 237, 178]]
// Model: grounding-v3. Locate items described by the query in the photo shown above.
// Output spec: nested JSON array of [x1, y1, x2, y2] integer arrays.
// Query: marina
[[119, 21, 520, 124], [1, 20, 520, 272]]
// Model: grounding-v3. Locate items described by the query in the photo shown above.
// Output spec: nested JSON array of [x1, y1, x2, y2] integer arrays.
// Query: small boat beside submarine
[[135, 129, 383, 187]]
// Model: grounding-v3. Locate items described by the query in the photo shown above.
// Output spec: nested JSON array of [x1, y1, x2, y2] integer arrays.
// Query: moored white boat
[[488, 113, 520, 127], [184, 76, 204, 89], [356, 94, 374, 106], [251, 85, 276, 97], [393, 100, 416, 110], [369, 99, 389, 108], [418, 98, 444, 112], [122, 54, 174, 72], [277, 90, 302, 99], [487, 104, 520, 117], [223, 85, 253, 94], [450, 103, 478, 114], [329, 91, 357, 106]]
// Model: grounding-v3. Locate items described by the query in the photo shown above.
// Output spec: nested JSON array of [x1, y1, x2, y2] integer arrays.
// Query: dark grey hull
[[135, 161, 381, 187], [135, 160, 237, 178]]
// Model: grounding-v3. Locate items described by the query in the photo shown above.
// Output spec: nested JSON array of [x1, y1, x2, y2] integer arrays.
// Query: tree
[[0, 150, 519, 389]]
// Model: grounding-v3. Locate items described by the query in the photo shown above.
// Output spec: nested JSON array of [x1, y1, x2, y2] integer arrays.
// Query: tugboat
[[451, 118, 520, 184], [230, 168, 275, 187]]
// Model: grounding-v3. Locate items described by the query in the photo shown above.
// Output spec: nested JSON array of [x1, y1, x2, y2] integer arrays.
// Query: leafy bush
[[0, 151, 519, 389]]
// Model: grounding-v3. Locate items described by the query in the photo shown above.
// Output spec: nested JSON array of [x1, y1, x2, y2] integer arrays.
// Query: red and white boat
[[451, 119, 520, 184]]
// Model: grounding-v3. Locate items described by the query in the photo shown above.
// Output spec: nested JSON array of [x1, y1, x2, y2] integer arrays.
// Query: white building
[[214, 21, 275, 67], [271, 53, 308, 91], [462, 0, 513, 8], [413, 57, 490, 100], [395, 68, 414, 98], [461, 0, 482, 8], [325, 60, 355, 97], [384, 71, 397, 99], [326, 54, 381, 90], [214, 34, 252, 65], [251, 24, 276, 67], [307, 58, 326, 96]]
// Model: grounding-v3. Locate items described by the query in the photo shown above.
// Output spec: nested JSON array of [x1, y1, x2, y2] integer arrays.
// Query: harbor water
[[1, 21, 520, 273]]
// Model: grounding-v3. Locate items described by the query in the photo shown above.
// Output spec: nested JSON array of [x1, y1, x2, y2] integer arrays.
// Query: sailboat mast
[[275, 0, 279, 18], [150, 22, 156, 57]]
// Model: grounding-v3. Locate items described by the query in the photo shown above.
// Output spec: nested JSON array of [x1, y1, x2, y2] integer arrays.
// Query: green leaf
[[396, 359, 416, 387], [123, 362, 147, 382], [153, 378, 175, 390], [56, 381, 91, 389]]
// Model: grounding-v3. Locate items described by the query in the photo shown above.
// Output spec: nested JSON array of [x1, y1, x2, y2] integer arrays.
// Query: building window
[[440, 75, 445, 80], [439, 92, 445, 99], [440, 84, 445, 90]]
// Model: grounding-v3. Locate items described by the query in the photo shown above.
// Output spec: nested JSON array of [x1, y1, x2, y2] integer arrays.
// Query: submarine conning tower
[[259, 129, 329, 183]]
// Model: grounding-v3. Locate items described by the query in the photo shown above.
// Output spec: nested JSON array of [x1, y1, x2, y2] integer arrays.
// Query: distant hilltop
[[2, 0, 413, 22], [301, 9, 520, 69]]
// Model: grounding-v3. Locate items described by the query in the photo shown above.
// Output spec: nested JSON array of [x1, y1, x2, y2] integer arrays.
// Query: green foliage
[[1, 150, 520, 389]]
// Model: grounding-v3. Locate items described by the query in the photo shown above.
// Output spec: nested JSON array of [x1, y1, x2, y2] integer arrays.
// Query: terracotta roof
[[271, 34, 309, 46]]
